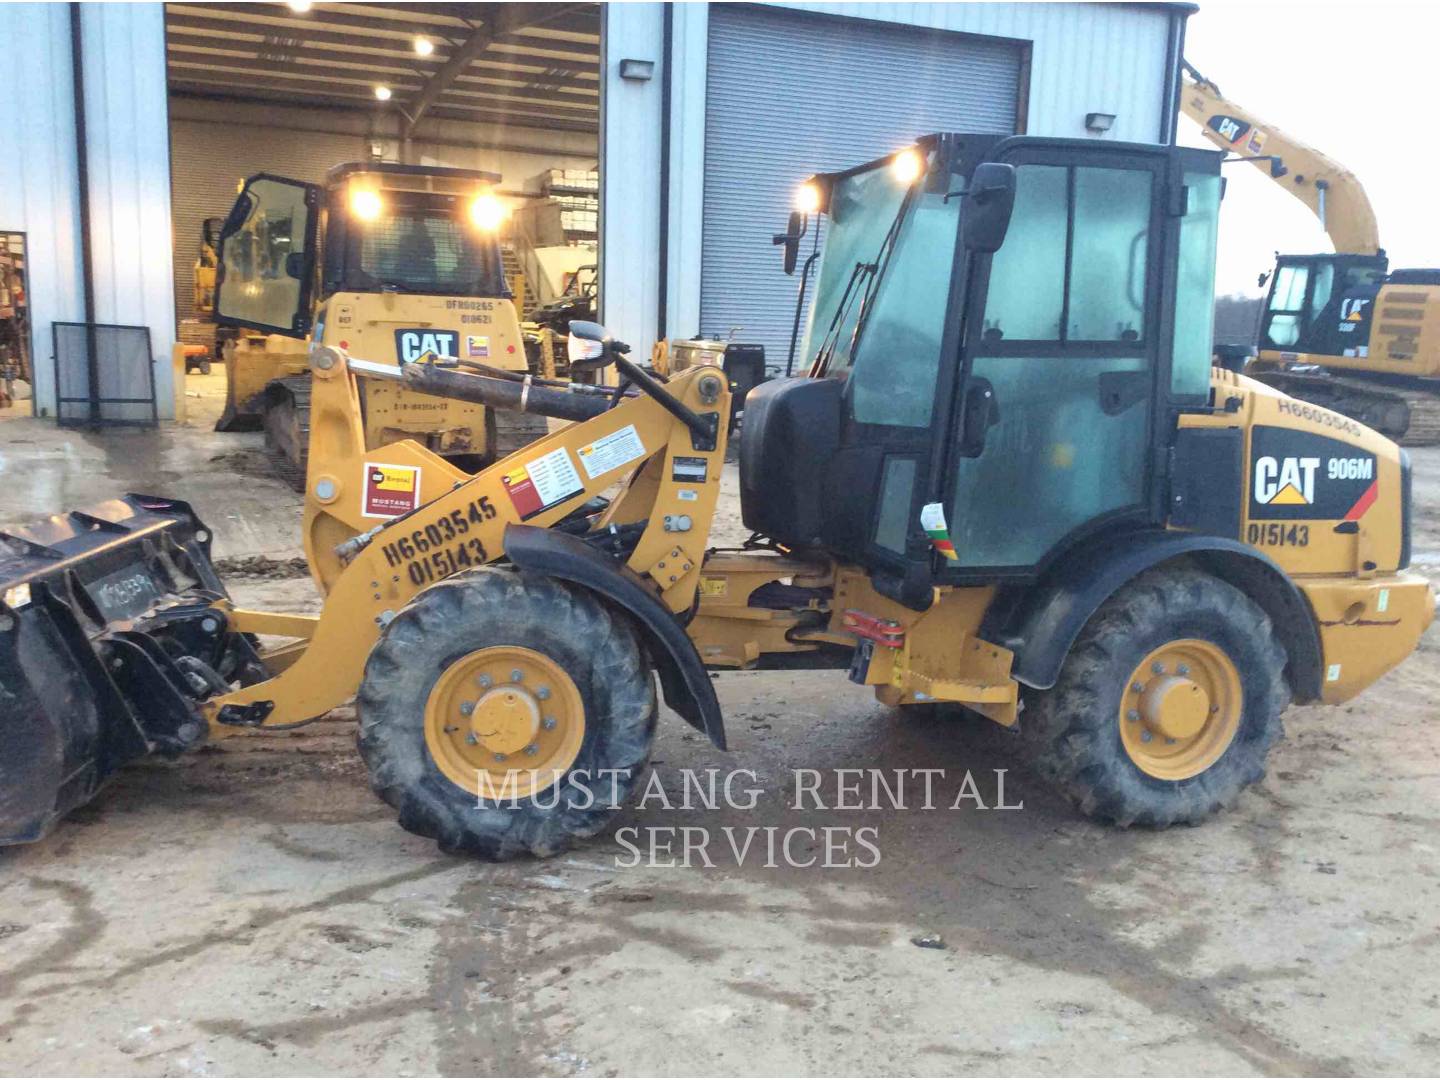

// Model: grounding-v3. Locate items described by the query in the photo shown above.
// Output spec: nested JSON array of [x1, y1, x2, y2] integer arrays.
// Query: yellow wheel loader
[[214, 162, 546, 488], [1, 134, 1431, 855]]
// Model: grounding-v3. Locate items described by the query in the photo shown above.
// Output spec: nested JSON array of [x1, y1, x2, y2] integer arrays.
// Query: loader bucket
[[0, 495, 264, 845]]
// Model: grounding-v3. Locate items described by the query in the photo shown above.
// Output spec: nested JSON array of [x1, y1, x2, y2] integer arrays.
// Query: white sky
[[1177, 0, 1440, 297]]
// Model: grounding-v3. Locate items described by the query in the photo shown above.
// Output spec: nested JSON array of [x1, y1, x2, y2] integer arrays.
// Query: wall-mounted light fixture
[[619, 58, 655, 81], [1085, 112, 1116, 134]]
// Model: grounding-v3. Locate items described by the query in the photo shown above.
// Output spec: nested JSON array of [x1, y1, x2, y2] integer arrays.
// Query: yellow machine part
[[1260, 282, 1440, 381]]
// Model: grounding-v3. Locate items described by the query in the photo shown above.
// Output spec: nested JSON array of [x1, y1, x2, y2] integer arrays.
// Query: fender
[[503, 524, 727, 749], [992, 530, 1324, 703]]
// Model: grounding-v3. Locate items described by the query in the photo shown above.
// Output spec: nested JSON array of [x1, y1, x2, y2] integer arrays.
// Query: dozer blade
[[0, 495, 266, 845]]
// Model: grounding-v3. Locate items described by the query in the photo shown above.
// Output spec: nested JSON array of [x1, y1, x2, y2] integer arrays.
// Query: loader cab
[[1259, 252, 1387, 359], [741, 134, 1224, 604], [213, 163, 512, 337]]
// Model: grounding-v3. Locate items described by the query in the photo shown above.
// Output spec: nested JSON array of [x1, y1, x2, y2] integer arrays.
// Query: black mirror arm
[[612, 352, 718, 451]]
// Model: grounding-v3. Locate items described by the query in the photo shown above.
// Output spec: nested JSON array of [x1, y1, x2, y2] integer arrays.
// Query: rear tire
[[1021, 568, 1287, 828], [357, 568, 657, 859]]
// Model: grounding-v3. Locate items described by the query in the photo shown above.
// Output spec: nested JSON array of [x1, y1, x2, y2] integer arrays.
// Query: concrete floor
[[1, 370, 1438, 1076]]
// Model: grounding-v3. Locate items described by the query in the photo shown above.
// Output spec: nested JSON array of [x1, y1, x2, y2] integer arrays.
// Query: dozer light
[[469, 192, 508, 232], [350, 187, 384, 222]]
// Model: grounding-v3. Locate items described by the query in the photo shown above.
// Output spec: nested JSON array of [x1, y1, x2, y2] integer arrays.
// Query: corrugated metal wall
[[701, 4, 1021, 367], [0, 3, 83, 415]]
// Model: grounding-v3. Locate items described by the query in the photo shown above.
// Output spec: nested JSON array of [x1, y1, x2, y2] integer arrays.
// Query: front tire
[[357, 568, 657, 859], [1022, 567, 1288, 828]]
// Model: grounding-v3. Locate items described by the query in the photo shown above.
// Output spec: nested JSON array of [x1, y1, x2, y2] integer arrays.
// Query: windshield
[[797, 148, 964, 428], [331, 193, 508, 297]]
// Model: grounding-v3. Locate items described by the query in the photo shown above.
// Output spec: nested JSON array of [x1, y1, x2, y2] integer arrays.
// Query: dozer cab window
[[1171, 172, 1223, 399], [322, 189, 508, 299], [947, 153, 1162, 573], [214, 175, 321, 337]]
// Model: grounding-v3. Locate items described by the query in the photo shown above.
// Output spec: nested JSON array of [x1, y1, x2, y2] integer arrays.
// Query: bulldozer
[[1181, 61, 1440, 444], [214, 162, 545, 488], [0, 133, 1431, 857]]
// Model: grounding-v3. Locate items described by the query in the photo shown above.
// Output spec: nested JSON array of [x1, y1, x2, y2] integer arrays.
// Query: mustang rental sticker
[[501, 446, 584, 520], [362, 462, 422, 519]]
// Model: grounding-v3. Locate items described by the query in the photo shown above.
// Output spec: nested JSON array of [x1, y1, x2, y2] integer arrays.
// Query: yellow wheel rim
[[1118, 639, 1242, 781], [424, 646, 585, 799]]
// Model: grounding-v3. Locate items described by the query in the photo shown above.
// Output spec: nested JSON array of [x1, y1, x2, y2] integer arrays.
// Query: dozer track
[[262, 376, 311, 492]]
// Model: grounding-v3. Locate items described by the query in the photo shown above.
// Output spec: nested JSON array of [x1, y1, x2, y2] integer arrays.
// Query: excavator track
[[262, 376, 311, 492], [1249, 369, 1440, 446]]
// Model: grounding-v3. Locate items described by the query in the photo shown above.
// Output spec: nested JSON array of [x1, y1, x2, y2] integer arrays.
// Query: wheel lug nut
[[537, 687, 551, 701], [511, 669, 524, 683], [493, 752, 507, 762], [524, 744, 539, 756], [465, 733, 478, 745], [1140, 730, 1153, 743], [1166, 738, 1177, 745], [1126, 709, 1140, 722], [476, 674, 492, 689], [1152, 662, 1165, 674], [1131, 682, 1144, 694], [459, 701, 475, 716], [1176, 664, 1190, 676], [542, 716, 557, 731]]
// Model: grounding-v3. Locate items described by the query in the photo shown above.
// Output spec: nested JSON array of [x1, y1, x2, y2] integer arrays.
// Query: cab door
[[942, 147, 1169, 577], [214, 174, 322, 337]]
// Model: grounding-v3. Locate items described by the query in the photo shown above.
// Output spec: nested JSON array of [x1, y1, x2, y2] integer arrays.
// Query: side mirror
[[772, 211, 806, 276], [961, 163, 1016, 254], [1257, 270, 1271, 289], [567, 319, 623, 370]]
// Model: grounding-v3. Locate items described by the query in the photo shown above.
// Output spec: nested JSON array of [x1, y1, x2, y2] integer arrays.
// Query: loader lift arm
[[1180, 60, 1381, 256], [200, 344, 733, 744]]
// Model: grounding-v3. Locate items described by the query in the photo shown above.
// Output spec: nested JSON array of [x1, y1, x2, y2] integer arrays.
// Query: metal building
[[0, 1, 1189, 420]]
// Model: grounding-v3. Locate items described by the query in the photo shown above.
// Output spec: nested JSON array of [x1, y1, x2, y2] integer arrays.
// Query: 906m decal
[[1249, 426, 1377, 523]]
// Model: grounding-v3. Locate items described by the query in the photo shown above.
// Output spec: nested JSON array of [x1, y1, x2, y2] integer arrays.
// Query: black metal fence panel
[[52, 322, 158, 427]]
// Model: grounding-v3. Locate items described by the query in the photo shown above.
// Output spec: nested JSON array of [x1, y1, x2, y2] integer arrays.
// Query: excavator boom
[[1180, 61, 1381, 256]]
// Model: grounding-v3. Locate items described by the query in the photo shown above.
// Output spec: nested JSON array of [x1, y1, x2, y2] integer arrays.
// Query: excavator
[[1181, 61, 1440, 444], [214, 162, 546, 488], [0, 133, 1430, 858]]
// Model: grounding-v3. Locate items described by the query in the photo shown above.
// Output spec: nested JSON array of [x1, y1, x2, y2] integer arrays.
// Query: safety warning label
[[501, 446, 583, 520], [577, 424, 646, 479], [362, 462, 422, 519]]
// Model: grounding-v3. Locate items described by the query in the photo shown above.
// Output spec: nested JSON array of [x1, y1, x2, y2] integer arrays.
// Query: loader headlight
[[349, 188, 384, 222], [468, 193, 508, 232], [794, 182, 821, 214], [891, 147, 924, 185]]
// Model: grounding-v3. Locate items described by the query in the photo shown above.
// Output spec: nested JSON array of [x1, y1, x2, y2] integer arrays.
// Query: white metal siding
[[598, 2, 666, 360], [0, 3, 83, 416], [81, 2, 177, 415], [701, 4, 1021, 366]]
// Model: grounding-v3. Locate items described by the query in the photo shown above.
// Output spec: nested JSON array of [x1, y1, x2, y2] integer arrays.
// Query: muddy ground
[[0, 372, 1437, 1076]]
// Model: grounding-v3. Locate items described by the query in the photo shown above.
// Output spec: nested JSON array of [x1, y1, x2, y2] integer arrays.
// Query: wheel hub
[[1120, 639, 1242, 780], [471, 686, 540, 754], [424, 646, 585, 797]]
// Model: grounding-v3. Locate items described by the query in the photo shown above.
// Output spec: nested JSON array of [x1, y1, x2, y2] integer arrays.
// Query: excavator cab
[[1258, 252, 1388, 356], [744, 134, 1226, 604]]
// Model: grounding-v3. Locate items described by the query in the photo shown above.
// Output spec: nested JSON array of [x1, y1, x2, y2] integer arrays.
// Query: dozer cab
[[1, 134, 1431, 855], [213, 162, 545, 488]]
